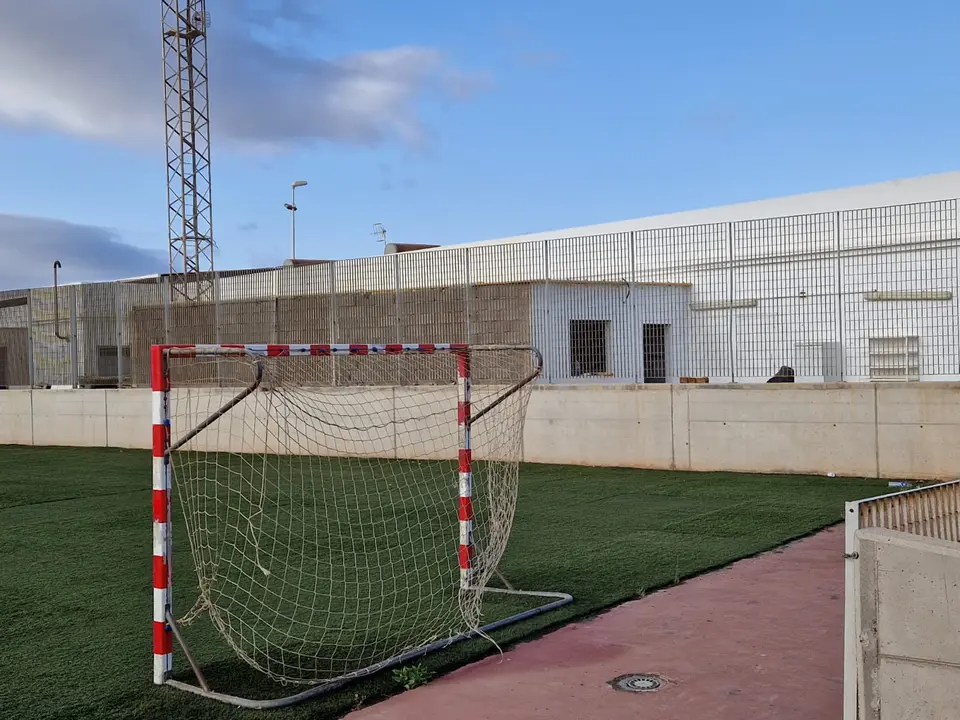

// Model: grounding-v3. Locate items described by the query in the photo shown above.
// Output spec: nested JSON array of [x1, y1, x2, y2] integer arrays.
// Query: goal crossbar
[[150, 342, 572, 709]]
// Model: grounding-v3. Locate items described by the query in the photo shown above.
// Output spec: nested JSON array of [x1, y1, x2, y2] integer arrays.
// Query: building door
[[642, 324, 668, 383]]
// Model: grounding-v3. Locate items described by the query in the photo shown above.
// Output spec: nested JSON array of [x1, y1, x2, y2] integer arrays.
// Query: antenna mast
[[162, 0, 214, 301]]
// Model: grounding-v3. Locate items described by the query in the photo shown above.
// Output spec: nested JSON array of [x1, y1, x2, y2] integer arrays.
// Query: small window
[[642, 324, 668, 383], [570, 320, 608, 376], [0, 346, 7, 386], [97, 345, 131, 380], [868, 336, 920, 381]]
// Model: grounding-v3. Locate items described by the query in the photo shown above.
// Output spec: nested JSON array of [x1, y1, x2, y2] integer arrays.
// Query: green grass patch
[[0, 445, 890, 719]]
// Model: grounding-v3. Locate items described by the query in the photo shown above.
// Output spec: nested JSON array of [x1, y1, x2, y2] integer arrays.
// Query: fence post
[[835, 210, 845, 381], [543, 239, 553, 383], [213, 271, 222, 385], [465, 247, 473, 345], [955, 201, 960, 381], [393, 254, 401, 344], [727, 221, 736, 383], [162, 276, 171, 345], [271, 269, 280, 344], [393, 254, 402, 385], [329, 262, 338, 387], [629, 231, 640, 383], [213, 270, 222, 346], [26, 290, 34, 388], [69, 286, 79, 388], [114, 281, 124, 387]]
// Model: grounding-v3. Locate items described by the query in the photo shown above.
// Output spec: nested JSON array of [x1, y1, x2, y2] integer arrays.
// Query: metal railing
[[1, 196, 959, 388], [842, 480, 960, 719]]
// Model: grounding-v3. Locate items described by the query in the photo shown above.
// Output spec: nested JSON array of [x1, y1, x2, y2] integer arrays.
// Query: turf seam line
[[0, 488, 150, 513]]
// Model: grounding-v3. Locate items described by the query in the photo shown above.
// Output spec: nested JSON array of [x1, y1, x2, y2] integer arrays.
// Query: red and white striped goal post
[[149, 342, 542, 686]]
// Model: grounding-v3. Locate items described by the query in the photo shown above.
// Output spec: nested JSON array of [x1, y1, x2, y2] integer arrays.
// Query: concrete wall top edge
[[693, 381, 960, 391], [856, 527, 960, 555], [532, 383, 672, 392], [533, 381, 960, 391], [11, 382, 960, 395]]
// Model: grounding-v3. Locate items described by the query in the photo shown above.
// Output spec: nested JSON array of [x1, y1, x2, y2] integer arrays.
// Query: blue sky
[[0, 0, 957, 288]]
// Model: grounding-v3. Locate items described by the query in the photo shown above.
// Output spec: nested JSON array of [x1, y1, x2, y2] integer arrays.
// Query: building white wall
[[531, 282, 692, 383], [517, 250, 959, 385], [3, 382, 958, 480], [669, 246, 960, 383]]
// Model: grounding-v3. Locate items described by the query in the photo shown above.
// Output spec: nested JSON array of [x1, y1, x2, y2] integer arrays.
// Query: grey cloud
[[0, 0, 482, 151], [0, 215, 163, 290]]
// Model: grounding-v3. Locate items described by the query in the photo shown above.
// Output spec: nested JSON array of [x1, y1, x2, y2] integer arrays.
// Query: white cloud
[[0, 0, 480, 151], [0, 215, 163, 290]]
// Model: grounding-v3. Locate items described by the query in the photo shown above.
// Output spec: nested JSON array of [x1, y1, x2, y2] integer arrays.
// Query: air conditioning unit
[[795, 341, 842, 382]]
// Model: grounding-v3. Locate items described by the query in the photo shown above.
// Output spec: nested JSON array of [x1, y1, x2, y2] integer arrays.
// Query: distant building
[[1, 172, 958, 387]]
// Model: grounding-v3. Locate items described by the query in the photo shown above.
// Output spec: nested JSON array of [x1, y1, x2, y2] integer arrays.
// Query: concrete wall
[[854, 528, 960, 720], [0, 383, 521, 462], [524, 382, 960, 479], [0, 389, 32, 445], [2, 382, 959, 480]]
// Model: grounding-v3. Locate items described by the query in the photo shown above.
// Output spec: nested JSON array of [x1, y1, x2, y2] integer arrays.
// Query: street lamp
[[285, 180, 308, 260]]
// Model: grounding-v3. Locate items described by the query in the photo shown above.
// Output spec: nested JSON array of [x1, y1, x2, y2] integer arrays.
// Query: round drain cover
[[610, 673, 664, 693]]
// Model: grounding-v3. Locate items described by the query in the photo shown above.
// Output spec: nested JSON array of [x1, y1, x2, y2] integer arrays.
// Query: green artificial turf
[[0, 445, 891, 720]]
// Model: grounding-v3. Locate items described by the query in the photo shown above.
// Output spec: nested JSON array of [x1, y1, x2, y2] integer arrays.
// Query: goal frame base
[[164, 586, 574, 710], [151, 342, 573, 709]]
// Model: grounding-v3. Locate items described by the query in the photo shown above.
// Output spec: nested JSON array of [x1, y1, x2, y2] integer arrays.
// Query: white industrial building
[[200, 170, 960, 383], [398, 170, 960, 383], [2, 172, 958, 387]]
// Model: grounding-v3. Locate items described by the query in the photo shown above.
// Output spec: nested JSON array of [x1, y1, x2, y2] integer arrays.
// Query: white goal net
[[158, 343, 555, 698]]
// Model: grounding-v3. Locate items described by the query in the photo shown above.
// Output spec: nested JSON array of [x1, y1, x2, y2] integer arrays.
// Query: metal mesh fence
[[4, 197, 959, 388]]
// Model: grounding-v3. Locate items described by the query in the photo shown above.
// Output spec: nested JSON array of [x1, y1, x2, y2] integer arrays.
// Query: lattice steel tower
[[162, 0, 214, 301]]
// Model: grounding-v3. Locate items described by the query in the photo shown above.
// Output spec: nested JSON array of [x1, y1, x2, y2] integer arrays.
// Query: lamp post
[[285, 180, 308, 260]]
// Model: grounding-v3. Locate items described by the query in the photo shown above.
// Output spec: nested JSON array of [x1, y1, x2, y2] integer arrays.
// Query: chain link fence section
[[1, 197, 958, 389]]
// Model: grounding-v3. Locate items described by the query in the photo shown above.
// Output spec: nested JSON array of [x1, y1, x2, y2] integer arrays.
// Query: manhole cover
[[610, 673, 664, 693]]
